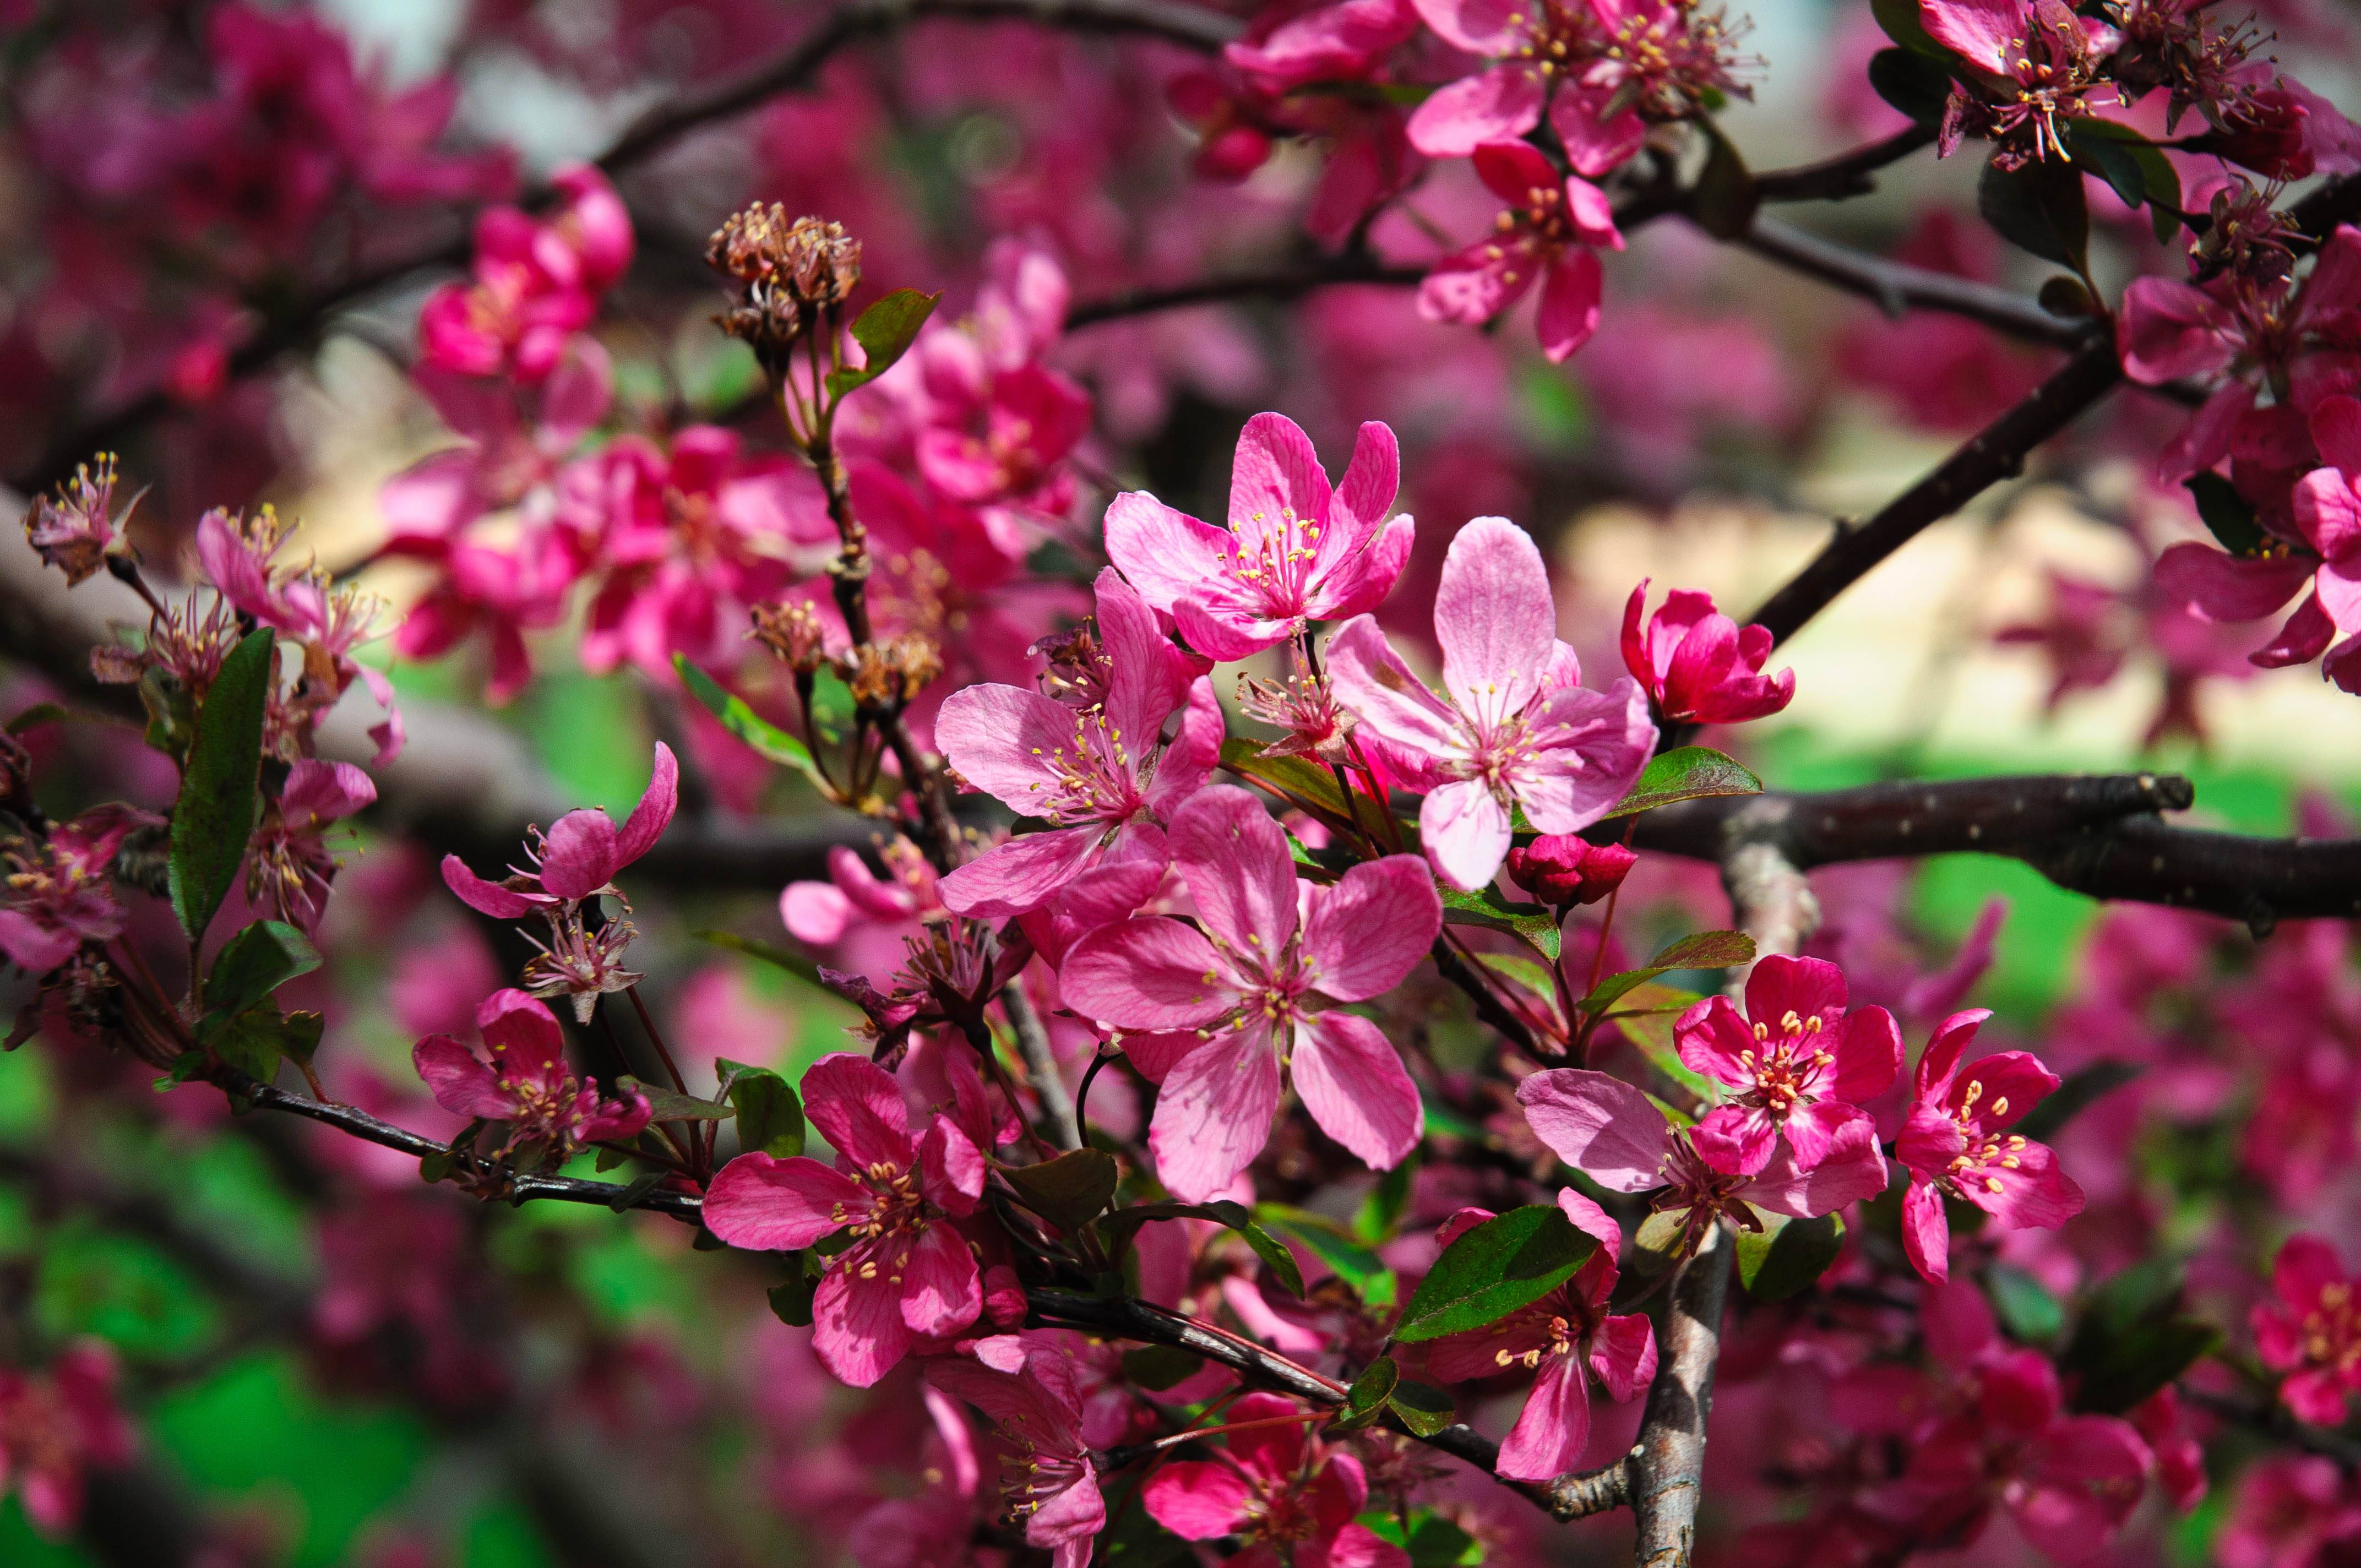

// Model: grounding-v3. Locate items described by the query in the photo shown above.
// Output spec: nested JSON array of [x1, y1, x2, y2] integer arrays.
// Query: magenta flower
[[1620, 578, 1795, 725], [442, 743, 678, 917], [1516, 1068, 1891, 1255], [935, 570, 1223, 919], [21, 454, 130, 586], [1325, 516, 1655, 891], [2254, 1235, 2361, 1426], [1896, 1009, 2084, 1283], [1922, 0, 2117, 167], [411, 988, 651, 1161], [1502, 834, 1635, 907], [1406, 0, 1642, 169], [914, 361, 1094, 512], [925, 1338, 1105, 1568], [1104, 412, 1412, 660], [780, 839, 943, 949], [1142, 1391, 1410, 1568], [378, 338, 612, 552], [415, 165, 630, 385], [0, 1341, 138, 1541], [1059, 786, 1438, 1200], [1418, 141, 1623, 363], [1672, 955, 1902, 1177], [1424, 1191, 1656, 1480], [703, 1053, 988, 1387], [246, 759, 377, 931], [1223, 0, 1419, 93], [0, 805, 153, 976]]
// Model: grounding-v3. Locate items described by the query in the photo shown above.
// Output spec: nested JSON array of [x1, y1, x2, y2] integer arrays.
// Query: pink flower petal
[[897, 1221, 984, 1337], [1291, 1012, 1423, 1172], [1324, 614, 1464, 758], [411, 1035, 515, 1119], [802, 1053, 916, 1172], [1141, 1460, 1254, 1539], [612, 742, 677, 867], [1420, 777, 1513, 892], [1516, 1069, 1674, 1192], [1434, 516, 1557, 723], [703, 1152, 869, 1250], [538, 807, 620, 900], [1062, 915, 1236, 1031], [1536, 249, 1604, 363], [938, 825, 1106, 921], [1405, 63, 1544, 157], [1299, 853, 1440, 1001], [441, 853, 540, 919], [1494, 1351, 1591, 1480], [1149, 1027, 1282, 1201], [1229, 412, 1333, 538], [812, 1251, 915, 1387], [1590, 1311, 1657, 1402]]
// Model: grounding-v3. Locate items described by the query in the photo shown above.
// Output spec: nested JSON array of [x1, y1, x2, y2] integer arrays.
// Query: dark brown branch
[[1737, 216, 2097, 351], [1069, 258, 1427, 326], [1751, 126, 1936, 203]]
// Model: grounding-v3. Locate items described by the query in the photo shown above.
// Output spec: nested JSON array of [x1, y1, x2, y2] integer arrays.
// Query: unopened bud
[[1503, 835, 1637, 907], [750, 599, 830, 673]]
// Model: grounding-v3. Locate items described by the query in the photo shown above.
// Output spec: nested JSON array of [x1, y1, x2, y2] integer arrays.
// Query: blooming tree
[[3, 3, 2361, 1567]]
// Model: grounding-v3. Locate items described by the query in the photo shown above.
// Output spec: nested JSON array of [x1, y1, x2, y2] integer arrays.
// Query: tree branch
[[1751, 126, 1936, 203], [1735, 216, 2098, 352], [1624, 1223, 1732, 1568]]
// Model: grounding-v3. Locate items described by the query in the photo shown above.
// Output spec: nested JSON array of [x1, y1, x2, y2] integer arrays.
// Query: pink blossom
[[0, 804, 153, 975], [1105, 412, 1412, 660], [1424, 1190, 1656, 1480], [2132, 1387, 2208, 1513], [782, 839, 944, 950], [1673, 955, 1902, 1177], [2217, 1454, 2361, 1568], [1895, 1009, 2084, 1283], [1226, 0, 1418, 91], [1619, 578, 1794, 725], [2254, 1234, 2361, 1426], [1141, 1391, 1410, 1568], [1059, 786, 1437, 1200], [410, 989, 651, 1161], [1325, 516, 1654, 891], [415, 165, 631, 385], [703, 1053, 988, 1386], [442, 743, 678, 917], [246, 758, 377, 930], [925, 1337, 1105, 1568], [0, 1342, 138, 1540], [378, 339, 613, 552], [394, 527, 588, 705], [1417, 141, 1623, 363], [935, 570, 1222, 919], [1405, 1, 1641, 169], [1515, 1068, 1891, 1254], [1923, 0, 2119, 167], [21, 453, 129, 585], [1502, 834, 1635, 907]]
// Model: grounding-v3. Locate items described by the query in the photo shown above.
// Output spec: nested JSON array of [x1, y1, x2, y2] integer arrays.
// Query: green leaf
[[2183, 473, 2268, 557], [1220, 738, 1358, 826], [1988, 1262, 2065, 1343], [1363, 1511, 1482, 1568], [694, 927, 824, 987], [200, 921, 320, 1025], [607, 1169, 670, 1213], [1870, 0, 1944, 53], [1691, 120, 1759, 240], [1100, 1199, 1303, 1297], [1604, 747, 1764, 818], [1354, 1152, 1418, 1246], [2014, 1060, 2141, 1145], [4, 701, 69, 735], [673, 655, 830, 790], [1258, 1204, 1390, 1297], [720, 1059, 806, 1157], [1003, 1148, 1121, 1234], [1580, 930, 1754, 1015], [2060, 1260, 2220, 1413], [769, 1255, 818, 1327], [1868, 46, 1954, 124], [1733, 1211, 1844, 1302], [2066, 121, 2151, 211], [1238, 1216, 1307, 1298], [1334, 1354, 1400, 1430], [1392, 1205, 1597, 1342], [208, 1008, 320, 1086], [1385, 1381, 1459, 1439], [825, 288, 942, 399], [616, 1076, 736, 1122], [1438, 885, 1562, 962], [1607, 1003, 1720, 1108], [170, 628, 274, 946], [1978, 153, 2090, 275]]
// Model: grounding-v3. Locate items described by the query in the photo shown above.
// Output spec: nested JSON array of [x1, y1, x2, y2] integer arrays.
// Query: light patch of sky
[[314, 0, 466, 84]]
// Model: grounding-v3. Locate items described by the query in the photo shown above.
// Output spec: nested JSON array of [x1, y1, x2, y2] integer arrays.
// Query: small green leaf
[[2015, 1060, 2141, 1145], [825, 288, 942, 399], [1604, 747, 1764, 818], [1003, 1148, 1121, 1234], [2066, 121, 2151, 211], [2183, 473, 2268, 557], [1385, 1381, 1458, 1438], [1354, 1152, 1418, 1246], [1334, 1354, 1400, 1430], [4, 702, 69, 735], [1867, 46, 1954, 124], [1438, 885, 1562, 962], [1733, 1211, 1844, 1302], [607, 1169, 670, 1213], [1100, 1199, 1308, 1297], [2060, 1260, 2220, 1413], [695, 927, 824, 987], [769, 1256, 817, 1326], [1580, 931, 1753, 1015], [1870, 0, 1944, 53], [200, 921, 321, 1025], [1258, 1205, 1390, 1297], [720, 1059, 806, 1157], [208, 1008, 316, 1086], [170, 628, 274, 946], [1392, 1205, 1597, 1342], [674, 656, 830, 789], [1238, 1217, 1306, 1298], [1988, 1262, 2065, 1343], [1607, 1003, 1720, 1108], [1978, 152, 2090, 275], [616, 1076, 737, 1123], [1219, 738, 1358, 828], [1691, 120, 1759, 240], [1119, 1344, 1203, 1391]]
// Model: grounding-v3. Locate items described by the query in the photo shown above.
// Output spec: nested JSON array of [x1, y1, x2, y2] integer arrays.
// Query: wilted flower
[[23, 454, 133, 586]]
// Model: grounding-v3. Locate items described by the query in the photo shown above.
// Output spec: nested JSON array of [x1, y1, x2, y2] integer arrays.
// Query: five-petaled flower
[[1105, 412, 1412, 661], [926, 1335, 1105, 1568], [703, 1053, 988, 1386], [2254, 1234, 2361, 1427], [1424, 1191, 1656, 1480], [1059, 785, 1438, 1201], [1896, 1008, 2084, 1283], [411, 988, 651, 1163], [1326, 515, 1654, 891], [442, 743, 679, 917], [1922, 0, 2118, 168], [0, 805, 155, 976], [935, 569, 1221, 919], [1620, 578, 1794, 725], [1674, 955, 1902, 1177], [1141, 1391, 1410, 1568], [1417, 141, 1624, 363]]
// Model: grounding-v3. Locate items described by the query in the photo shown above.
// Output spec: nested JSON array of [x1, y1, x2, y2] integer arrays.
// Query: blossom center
[[1222, 505, 1326, 620], [1941, 1077, 2030, 1198], [1737, 1010, 1832, 1116], [1024, 703, 1147, 826]]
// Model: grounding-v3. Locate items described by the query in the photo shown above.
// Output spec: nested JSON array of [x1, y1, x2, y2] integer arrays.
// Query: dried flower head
[[707, 207, 862, 356], [845, 635, 943, 707], [24, 455, 134, 586], [749, 598, 831, 673]]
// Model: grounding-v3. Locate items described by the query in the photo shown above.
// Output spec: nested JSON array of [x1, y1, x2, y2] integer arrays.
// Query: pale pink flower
[[1104, 412, 1412, 659], [1141, 1391, 1409, 1568], [21, 454, 130, 586], [411, 988, 651, 1161], [935, 570, 1222, 919], [1325, 516, 1654, 891], [1620, 578, 1794, 725], [703, 1053, 988, 1387], [926, 1336, 1105, 1568], [1896, 1009, 2084, 1283], [781, 839, 943, 950], [1424, 1191, 1655, 1480], [1058, 786, 1437, 1200], [441, 743, 678, 917], [1673, 955, 1901, 1177], [1417, 141, 1623, 363]]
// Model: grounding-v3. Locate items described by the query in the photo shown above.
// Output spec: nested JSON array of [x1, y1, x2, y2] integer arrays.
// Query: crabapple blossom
[[1325, 515, 1653, 890], [926, 1336, 1105, 1568], [245, 759, 376, 930], [1673, 955, 1902, 1177], [704, 1053, 988, 1386], [1417, 141, 1624, 363], [1921, 0, 2119, 167], [1424, 1191, 1656, 1480], [1895, 1009, 2083, 1282], [411, 989, 650, 1162], [1620, 578, 1795, 725], [1502, 834, 1635, 907], [1405, 0, 1645, 168], [1105, 412, 1412, 660], [441, 743, 679, 917], [1058, 786, 1438, 1200], [0, 805, 155, 976], [2254, 1234, 2361, 1425], [1141, 1392, 1410, 1568], [20, 454, 129, 585]]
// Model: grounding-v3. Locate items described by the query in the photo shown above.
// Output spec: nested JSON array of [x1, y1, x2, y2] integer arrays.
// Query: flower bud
[[1503, 836, 1636, 906], [749, 599, 830, 673]]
